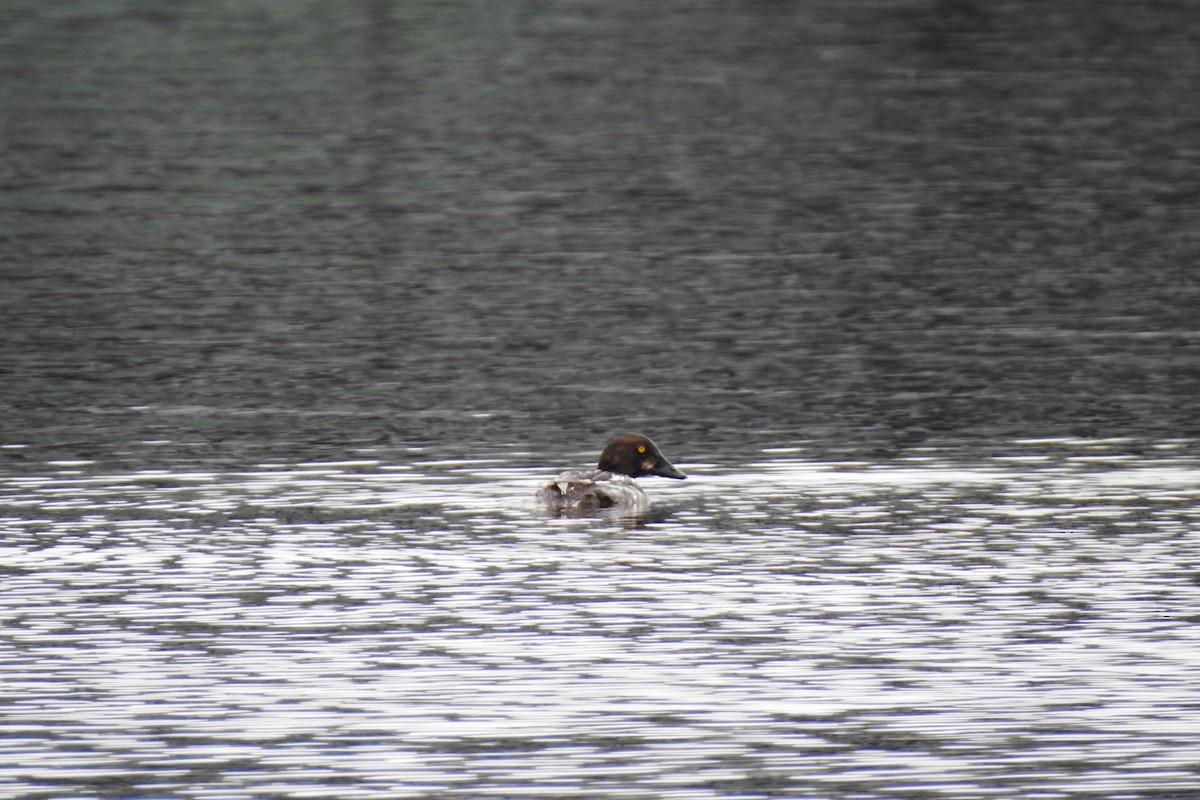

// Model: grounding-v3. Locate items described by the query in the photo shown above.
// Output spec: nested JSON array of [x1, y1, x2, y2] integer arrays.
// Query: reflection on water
[[3, 439, 1199, 799], [4, 0, 1199, 794]]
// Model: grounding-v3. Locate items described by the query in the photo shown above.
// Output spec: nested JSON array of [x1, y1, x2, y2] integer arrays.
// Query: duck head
[[597, 434, 686, 480]]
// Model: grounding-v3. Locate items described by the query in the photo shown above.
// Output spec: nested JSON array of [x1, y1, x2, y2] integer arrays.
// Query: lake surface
[[3, 441, 1200, 799], [3, 0, 1200, 797]]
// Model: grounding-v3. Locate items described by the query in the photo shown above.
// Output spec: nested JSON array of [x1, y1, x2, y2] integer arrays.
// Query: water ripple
[[2, 442, 1200, 798]]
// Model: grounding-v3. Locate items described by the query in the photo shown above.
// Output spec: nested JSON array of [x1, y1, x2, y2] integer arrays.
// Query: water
[[3, 440, 1200, 799], [3, 0, 1200, 797]]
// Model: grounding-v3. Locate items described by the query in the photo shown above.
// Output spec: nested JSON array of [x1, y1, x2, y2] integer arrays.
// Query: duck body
[[538, 434, 686, 516], [538, 468, 651, 515]]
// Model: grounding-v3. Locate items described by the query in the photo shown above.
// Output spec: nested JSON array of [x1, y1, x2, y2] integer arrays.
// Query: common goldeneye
[[538, 433, 686, 515]]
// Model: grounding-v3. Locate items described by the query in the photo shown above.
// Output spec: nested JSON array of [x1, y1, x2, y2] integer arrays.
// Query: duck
[[538, 433, 686, 516]]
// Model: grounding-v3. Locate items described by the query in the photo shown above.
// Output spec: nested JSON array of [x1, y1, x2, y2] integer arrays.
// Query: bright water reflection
[[2, 439, 1199, 799]]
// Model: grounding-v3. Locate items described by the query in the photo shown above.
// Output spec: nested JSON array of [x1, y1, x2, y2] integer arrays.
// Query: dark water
[[3, 1, 1200, 798]]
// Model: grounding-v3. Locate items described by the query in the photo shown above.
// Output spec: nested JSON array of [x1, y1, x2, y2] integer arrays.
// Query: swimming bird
[[538, 433, 686, 516]]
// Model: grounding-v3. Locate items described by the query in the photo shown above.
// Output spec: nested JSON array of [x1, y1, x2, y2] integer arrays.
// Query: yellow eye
[[637, 445, 646, 453]]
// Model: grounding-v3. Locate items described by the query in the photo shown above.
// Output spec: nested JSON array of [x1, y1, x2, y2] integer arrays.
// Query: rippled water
[[4, 439, 1199, 799], [4, 0, 1200, 796]]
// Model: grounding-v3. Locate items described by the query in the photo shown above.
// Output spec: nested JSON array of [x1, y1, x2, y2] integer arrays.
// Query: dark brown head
[[596, 434, 686, 479]]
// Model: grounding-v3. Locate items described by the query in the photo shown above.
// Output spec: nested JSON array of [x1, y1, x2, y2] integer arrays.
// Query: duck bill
[[652, 459, 687, 480]]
